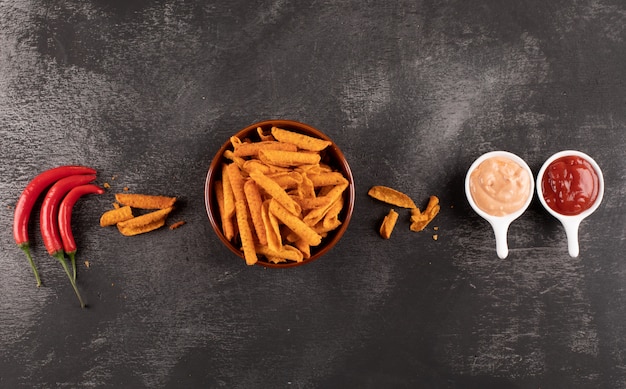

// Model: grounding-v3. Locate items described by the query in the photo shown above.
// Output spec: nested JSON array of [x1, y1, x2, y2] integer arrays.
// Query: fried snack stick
[[271, 127, 332, 151], [292, 238, 311, 259], [295, 174, 316, 199], [115, 193, 176, 209], [267, 171, 303, 190], [242, 159, 291, 175], [226, 163, 257, 265], [255, 244, 303, 263], [308, 172, 349, 187], [259, 149, 321, 167], [321, 196, 343, 231], [243, 180, 267, 246], [215, 181, 237, 241], [248, 170, 301, 216], [221, 164, 236, 220], [223, 150, 246, 170], [232, 141, 298, 157], [169, 221, 186, 230], [261, 200, 282, 252], [257, 127, 274, 142], [116, 207, 173, 236], [269, 199, 322, 246], [379, 209, 399, 239], [100, 205, 133, 227], [303, 182, 348, 226], [368, 186, 417, 209], [410, 196, 440, 232]]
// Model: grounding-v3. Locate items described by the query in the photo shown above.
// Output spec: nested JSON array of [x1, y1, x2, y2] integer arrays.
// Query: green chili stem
[[68, 252, 77, 281], [53, 251, 85, 308], [20, 244, 42, 287]]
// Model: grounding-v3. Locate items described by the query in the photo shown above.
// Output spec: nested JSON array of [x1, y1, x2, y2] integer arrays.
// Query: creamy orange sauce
[[469, 156, 531, 216]]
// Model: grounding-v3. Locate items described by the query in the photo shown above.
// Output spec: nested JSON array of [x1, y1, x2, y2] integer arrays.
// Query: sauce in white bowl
[[537, 150, 604, 257], [465, 151, 534, 259]]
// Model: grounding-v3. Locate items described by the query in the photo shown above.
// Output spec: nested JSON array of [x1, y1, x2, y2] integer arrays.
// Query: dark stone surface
[[1, 1, 625, 388]]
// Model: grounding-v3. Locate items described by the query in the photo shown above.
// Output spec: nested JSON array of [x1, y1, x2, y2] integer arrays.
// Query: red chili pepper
[[13, 165, 97, 287], [58, 184, 104, 281], [40, 174, 96, 308]]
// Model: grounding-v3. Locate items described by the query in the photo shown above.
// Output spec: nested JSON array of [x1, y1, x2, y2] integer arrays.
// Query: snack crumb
[[169, 220, 186, 230], [433, 234, 438, 240], [84, 260, 90, 268], [103, 182, 111, 189], [123, 187, 129, 191]]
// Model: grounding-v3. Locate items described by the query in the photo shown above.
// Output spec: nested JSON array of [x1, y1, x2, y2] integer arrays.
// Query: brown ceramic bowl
[[205, 119, 355, 268]]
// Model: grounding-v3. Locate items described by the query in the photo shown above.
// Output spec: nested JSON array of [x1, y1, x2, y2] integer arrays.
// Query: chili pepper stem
[[68, 252, 77, 281], [53, 251, 85, 308], [19, 243, 42, 287]]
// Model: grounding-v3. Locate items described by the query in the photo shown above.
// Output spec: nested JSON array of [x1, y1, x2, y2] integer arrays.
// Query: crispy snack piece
[[308, 172, 349, 187], [115, 193, 176, 209], [267, 171, 303, 190], [271, 127, 332, 151], [169, 221, 186, 230], [242, 159, 291, 175], [368, 186, 417, 209], [255, 244, 303, 262], [295, 173, 316, 199], [116, 207, 173, 236], [410, 196, 440, 232], [257, 127, 274, 142], [249, 170, 301, 216], [215, 181, 237, 241], [303, 182, 348, 226], [226, 163, 258, 266], [269, 199, 322, 246], [221, 164, 236, 219], [223, 149, 246, 169], [233, 141, 298, 157], [259, 149, 321, 167], [379, 209, 399, 239], [244, 180, 267, 246], [322, 197, 344, 231], [118, 218, 165, 236], [261, 199, 282, 252], [100, 205, 133, 227]]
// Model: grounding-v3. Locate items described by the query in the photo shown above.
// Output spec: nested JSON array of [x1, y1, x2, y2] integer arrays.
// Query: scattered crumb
[[112, 175, 118, 181], [123, 187, 129, 191], [112, 202, 120, 209], [103, 182, 111, 189], [169, 220, 186, 230], [433, 234, 438, 240], [434, 226, 439, 231], [111, 283, 115, 287], [84, 260, 90, 268]]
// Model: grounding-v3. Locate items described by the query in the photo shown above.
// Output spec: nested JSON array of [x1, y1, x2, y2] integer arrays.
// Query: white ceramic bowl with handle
[[465, 151, 534, 259], [536, 150, 604, 257]]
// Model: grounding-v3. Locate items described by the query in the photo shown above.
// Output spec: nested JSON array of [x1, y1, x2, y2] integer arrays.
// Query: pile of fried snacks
[[368, 185, 440, 239], [215, 126, 349, 265], [100, 193, 178, 236]]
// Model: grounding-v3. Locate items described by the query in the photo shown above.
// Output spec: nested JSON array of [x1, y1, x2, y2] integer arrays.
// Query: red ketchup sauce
[[541, 155, 600, 215]]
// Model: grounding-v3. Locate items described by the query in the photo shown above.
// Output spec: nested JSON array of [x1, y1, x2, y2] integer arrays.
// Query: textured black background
[[1, 1, 625, 388]]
